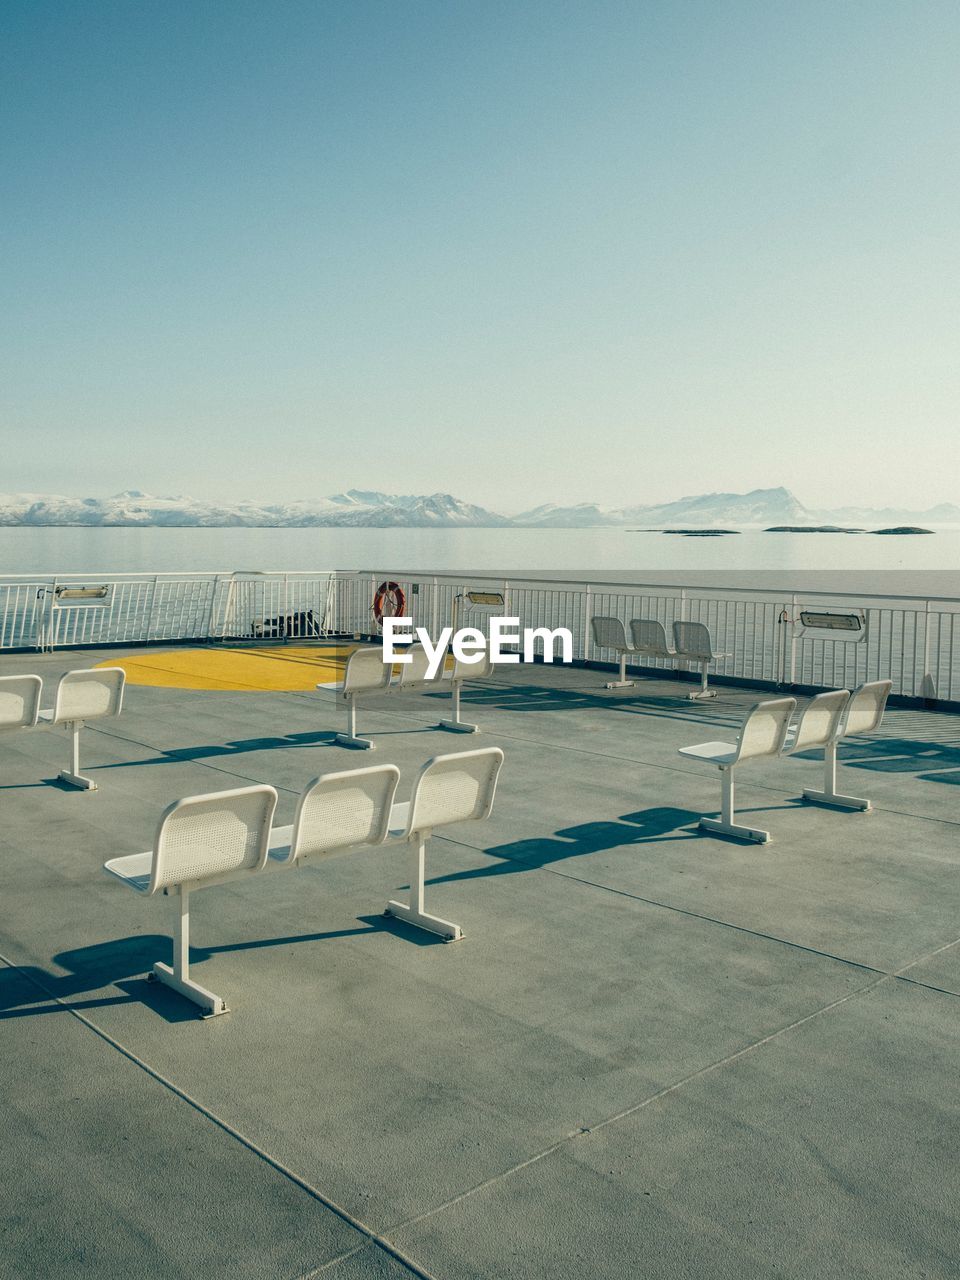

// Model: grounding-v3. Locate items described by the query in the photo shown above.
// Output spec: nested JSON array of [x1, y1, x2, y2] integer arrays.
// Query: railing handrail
[[344, 569, 960, 607], [1, 568, 957, 607], [0, 570, 337, 580]]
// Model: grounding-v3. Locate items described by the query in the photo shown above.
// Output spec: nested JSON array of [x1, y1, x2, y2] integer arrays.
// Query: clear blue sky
[[2, 0, 958, 512]]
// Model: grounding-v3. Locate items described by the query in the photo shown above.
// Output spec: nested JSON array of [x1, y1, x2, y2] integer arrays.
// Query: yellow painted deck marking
[[96, 646, 356, 692], [96, 645, 454, 692]]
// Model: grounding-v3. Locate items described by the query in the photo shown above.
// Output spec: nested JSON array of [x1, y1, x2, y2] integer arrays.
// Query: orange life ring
[[373, 581, 406, 625]]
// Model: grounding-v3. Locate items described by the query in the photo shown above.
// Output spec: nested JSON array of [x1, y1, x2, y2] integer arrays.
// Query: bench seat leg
[[59, 722, 97, 790], [151, 963, 228, 1018], [438, 683, 479, 734], [699, 767, 770, 843], [336, 695, 375, 749], [604, 652, 634, 690], [687, 660, 717, 700], [802, 789, 870, 812], [802, 744, 871, 812], [59, 770, 96, 790], [699, 816, 770, 843], [151, 890, 228, 1018], [386, 834, 463, 941]]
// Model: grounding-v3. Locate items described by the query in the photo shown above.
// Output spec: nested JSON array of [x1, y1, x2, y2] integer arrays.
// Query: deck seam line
[[0, 950, 438, 1280], [383, 974, 890, 1237], [90, 714, 960, 833], [433, 830, 960, 993], [384, 934, 960, 1238], [86, 725, 307, 794], [285, 691, 960, 830], [895, 933, 960, 973], [295, 1241, 406, 1279]]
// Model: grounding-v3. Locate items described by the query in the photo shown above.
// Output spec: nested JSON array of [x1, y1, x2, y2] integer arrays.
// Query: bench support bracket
[[386, 833, 463, 941], [700, 768, 770, 843], [58, 722, 97, 790], [687, 660, 718, 701], [335, 694, 374, 750], [802, 743, 871, 812], [438, 683, 479, 734], [604, 653, 635, 690], [152, 889, 228, 1017]]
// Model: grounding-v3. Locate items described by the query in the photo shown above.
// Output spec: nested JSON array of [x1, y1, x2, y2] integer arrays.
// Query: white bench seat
[[266, 823, 295, 864], [591, 617, 728, 698], [327, 642, 493, 748], [2, 668, 125, 789], [382, 747, 503, 939], [104, 850, 154, 893], [590, 617, 642, 689], [670, 622, 729, 700], [788, 681, 891, 811], [677, 741, 739, 766], [679, 683, 893, 843], [103, 748, 505, 1017], [387, 801, 411, 839], [679, 697, 797, 843]]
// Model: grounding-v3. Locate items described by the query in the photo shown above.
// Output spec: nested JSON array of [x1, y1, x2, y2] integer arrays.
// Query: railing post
[[146, 575, 160, 640], [921, 599, 935, 701], [203, 574, 223, 643], [583, 584, 592, 662], [46, 580, 58, 652]]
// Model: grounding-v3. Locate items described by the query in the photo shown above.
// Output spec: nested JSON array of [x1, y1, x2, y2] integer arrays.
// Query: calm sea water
[[1, 525, 958, 596]]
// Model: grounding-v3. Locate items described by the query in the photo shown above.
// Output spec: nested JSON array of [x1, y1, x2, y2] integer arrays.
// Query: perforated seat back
[[842, 680, 892, 738], [591, 616, 628, 651], [629, 619, 671, 655], [734, 698, 797, 763], [790, 689, 850, 752], [292, 764, 400, 863], [0, 675, 43, 731], [54, 668, 125, 723], [342, 646, 392, 695], [407, 748, 504, 833], [453, 646, 495, 681], [672, 621, 715, 660], [397, 643, 438, 687], [150, 785, 278, 893]]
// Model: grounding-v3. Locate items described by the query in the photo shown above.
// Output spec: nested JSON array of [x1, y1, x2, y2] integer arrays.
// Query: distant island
[[649, 528, 741, 537], [0, 486, 954, 530], [871, 526, 934, 535], [766, 525, 864, 534], [765, 524, 933, 535]]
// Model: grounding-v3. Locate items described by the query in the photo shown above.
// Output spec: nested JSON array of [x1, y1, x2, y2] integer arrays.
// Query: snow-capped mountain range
[[0, 487, 957, 528], [514, 488, 960, 527], [0, 489, 510, 529]]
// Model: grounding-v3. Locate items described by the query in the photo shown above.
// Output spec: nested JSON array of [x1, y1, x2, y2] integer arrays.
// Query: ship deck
[[2, 643, 959, 1279]]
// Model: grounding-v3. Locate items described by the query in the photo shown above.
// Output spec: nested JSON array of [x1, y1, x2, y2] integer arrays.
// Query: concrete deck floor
[[1, 645, 959, 1279]]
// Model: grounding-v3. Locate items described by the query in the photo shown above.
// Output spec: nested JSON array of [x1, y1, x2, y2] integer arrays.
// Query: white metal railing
[[1, 569, 958, 706], [333, 571, 960, 705], [0, 572, 339, 652]]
